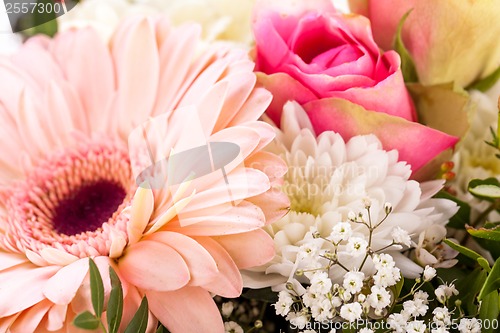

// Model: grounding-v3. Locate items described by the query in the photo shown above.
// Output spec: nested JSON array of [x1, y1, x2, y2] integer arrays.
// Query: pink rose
[[253, 0, 457, 173], [349, 0, 500, 87]]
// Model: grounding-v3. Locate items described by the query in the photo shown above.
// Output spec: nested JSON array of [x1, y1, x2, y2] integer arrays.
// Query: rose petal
[[303, 98, 458, 173]]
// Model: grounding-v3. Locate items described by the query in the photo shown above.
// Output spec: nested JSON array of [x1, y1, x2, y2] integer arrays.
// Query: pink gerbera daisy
[[0, 17, 288, 332]]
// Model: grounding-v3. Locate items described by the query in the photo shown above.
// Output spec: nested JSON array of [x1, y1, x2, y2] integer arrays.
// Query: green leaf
[[468, 65, 500, 92], [435, 191, 471, 229], [478, 257, 492, 273], [88, 258, 104, 318], [468, 178, 500, 201], [73, 311, 100, 330], [18, 0, 58, 37], [456, 267, 487, 314], [479, 290, 500, 332], [467, 224, 500, 242], [393, 275, 405, 300], [393, 9, 418, 82], [156, 325, 168, 333], [479, 258, 500, 301], [107, 267, 124, 333], [241, 287, 278, 303], [124, 297, 149, 333], [443, 239, 482, 261]]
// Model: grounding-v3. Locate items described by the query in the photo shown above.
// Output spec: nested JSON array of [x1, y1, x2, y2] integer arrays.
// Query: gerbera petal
[[39, 248, 79, 266], [144, 232, 219, 286], [0, 263, 59, 317], [127, 186, 155, 245], [247, 190, 290, 225], [119, 286, 157, 333], [51, 28, 114, 132], [245, 151, 288, 186], [214, 229, 275, 269], [194, 237, 242, 297], [181, 168, 271, 213], [11, 38, 65, 90], [8, 299, 52, 333], [43, 258, 89, 305], [112, 17, 159, 136], [153, 23, 201, 116], [0, 252, 28, 271], [46, 303, 67, 331], [147, 287, 224, 333], [168, 201, 266, 236], [118, 240, 190, 291]]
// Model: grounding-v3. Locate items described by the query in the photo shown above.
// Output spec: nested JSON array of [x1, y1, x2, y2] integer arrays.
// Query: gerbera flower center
[[1, 139, 135, 258], [52, 180, 127, 236]]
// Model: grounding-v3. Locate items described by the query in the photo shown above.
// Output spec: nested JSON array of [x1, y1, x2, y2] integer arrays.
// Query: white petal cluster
[[452, 83, 500, 221], [243, 102, 458, 291], [458, 318, 482, 333]]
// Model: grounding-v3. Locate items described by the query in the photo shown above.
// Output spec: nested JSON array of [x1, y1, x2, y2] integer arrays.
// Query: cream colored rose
[[349, 0, 500, 87]]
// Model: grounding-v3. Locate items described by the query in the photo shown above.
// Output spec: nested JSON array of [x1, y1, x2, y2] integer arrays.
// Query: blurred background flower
[[348, 0, 500, 87]]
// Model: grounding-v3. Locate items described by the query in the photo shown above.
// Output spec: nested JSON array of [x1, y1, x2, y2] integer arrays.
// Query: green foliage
[[18, 0, 58, 37], [479, 291, 500, 332], [107, 267, 124, 333], [124, 297, 149, 333], [74, 259, 153, 332], [479, 258, 500, 301], [435, 191, 471, 229], [73, 311, 101, 330], [468, 65, 500, 92], [443, 239, 483, 262], [88, 258, 105, 319], [467, 224, 500, 242], [468, 178, 500, 202], [241, 287, 279, 303], [393, 10, 419, 82], [456, 267, 487, 314]]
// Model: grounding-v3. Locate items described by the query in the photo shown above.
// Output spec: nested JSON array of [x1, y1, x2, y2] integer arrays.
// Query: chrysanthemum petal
[[119, 240, 190, 291], [214, 229, 275, 269], [147, 287, 224, 333], [43, 258, 89, 305], [194, 237, 242, 297]]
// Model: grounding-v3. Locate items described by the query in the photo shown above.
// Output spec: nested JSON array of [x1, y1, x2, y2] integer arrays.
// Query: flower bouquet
[[0, 0, 499, 332]]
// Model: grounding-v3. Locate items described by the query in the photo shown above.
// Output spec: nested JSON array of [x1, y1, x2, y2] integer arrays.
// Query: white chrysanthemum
[[242, 102, 458, 289], [58, 0, 255, 44], [452, 82, 500, 219]]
